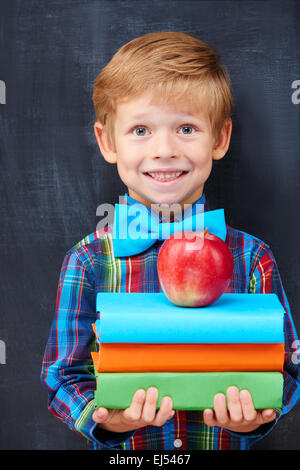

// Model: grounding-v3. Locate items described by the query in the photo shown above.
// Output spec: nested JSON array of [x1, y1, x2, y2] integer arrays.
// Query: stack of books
[[91, 292, 284, 410]]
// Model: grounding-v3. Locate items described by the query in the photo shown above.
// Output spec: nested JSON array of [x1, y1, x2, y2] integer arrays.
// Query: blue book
[[95, 292, 284, 344]]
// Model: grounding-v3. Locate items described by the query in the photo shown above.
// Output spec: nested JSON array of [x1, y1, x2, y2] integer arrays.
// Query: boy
[[41, 31, 300, 450]]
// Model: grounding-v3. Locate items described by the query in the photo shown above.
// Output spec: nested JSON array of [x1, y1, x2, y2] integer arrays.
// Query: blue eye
[[179, 126, 196, 135], [133, 127, 149, 136]]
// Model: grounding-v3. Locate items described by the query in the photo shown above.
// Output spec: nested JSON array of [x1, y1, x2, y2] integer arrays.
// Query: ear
[[94, 121, 117, 164], [212, 118, 232, 161]]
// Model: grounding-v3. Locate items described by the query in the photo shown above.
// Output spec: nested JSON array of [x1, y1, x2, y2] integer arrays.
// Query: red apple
[[157, 229, 234, 307]]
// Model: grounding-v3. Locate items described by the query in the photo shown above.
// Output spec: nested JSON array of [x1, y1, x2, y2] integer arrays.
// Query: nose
[[150, 129, 178, 159]]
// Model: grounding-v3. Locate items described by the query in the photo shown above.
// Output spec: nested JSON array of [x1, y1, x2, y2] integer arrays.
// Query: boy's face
[[95, 91, 232, 210]]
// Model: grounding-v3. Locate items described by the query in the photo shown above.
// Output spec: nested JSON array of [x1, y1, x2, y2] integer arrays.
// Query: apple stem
[[204, 227, 209, 237]]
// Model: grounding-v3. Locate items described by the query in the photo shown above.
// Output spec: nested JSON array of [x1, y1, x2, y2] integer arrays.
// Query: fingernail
[[148, 387, 157, 397], [265, 410, 275, 418], [240, 389, 250, 400], [162, 396, 171, 406], [215, 393, 225, 403], [204, 409, 213, 418], [136, 389, 146, 400], [227, 386, 239, 397], [97, 409, 105, 418]]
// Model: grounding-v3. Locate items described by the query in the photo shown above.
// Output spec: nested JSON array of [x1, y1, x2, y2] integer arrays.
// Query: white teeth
[[148, 171, 183, 180]]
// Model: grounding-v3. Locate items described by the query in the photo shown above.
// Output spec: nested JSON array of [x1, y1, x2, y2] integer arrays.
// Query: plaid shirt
[[41, 193, 300, 450]]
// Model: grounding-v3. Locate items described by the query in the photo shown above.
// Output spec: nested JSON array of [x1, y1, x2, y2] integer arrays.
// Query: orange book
[[91, 343, 284, 373]]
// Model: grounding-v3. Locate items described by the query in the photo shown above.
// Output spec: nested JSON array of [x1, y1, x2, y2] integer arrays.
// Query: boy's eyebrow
[[126, 111, 205, 122]]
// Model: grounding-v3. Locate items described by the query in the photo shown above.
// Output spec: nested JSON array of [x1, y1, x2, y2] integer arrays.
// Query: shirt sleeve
[[40, 250, 135, 448], [228, 243, 300, 446]]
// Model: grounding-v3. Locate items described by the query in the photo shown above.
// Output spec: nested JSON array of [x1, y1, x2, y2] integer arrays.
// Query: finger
[[261, 408, 276, 423], [227, 386, 243, 424], [203, 408, 218, 427], [152, 396, 175, 427], [214, 393, 230, 427], [142, 387, 159, 423], [92, 407, 110, 423], [239, 389, 257, 422], [123, 389, 146, 422]]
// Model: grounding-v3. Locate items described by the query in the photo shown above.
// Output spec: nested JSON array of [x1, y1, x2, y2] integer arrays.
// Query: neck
[[127, 187, 204, 221]]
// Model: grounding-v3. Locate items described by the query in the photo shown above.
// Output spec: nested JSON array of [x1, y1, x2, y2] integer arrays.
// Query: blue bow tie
[[112, 197, 227, 257]]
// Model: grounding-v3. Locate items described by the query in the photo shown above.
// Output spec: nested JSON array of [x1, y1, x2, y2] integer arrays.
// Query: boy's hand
[[203, 386, 276, 433], [92, 387, 175, 433]]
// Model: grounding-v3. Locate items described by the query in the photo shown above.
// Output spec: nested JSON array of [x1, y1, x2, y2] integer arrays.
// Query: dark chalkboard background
[[0, 0, 299, 450]]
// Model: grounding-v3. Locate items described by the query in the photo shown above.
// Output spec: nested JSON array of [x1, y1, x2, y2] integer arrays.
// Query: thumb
[[92, 407, 110, 423]]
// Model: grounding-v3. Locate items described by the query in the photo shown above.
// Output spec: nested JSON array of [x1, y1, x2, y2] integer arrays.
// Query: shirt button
[[174, 438, 182, 448]]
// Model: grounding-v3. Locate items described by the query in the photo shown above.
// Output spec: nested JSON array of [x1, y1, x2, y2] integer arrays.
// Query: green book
[[94, 372, 283, 410]]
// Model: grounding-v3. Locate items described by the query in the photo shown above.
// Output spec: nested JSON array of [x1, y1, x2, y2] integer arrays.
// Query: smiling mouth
[[144, 171, 189, 182]]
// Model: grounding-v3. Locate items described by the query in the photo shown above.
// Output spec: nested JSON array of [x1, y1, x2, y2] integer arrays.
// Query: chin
[[152, 198, 181, 208]]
